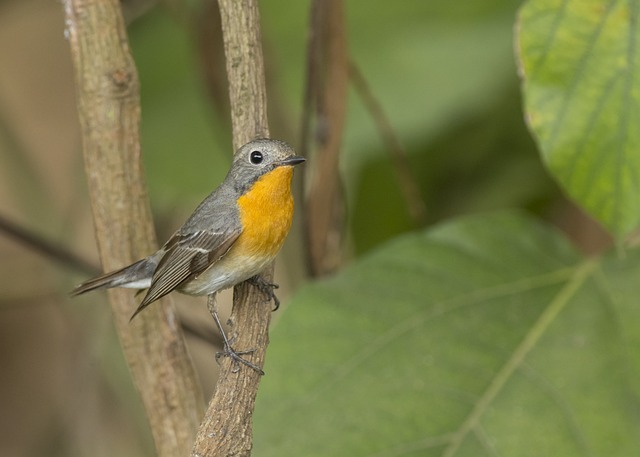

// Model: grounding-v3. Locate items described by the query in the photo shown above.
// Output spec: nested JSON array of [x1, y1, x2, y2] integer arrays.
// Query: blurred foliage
[[130, 0, 558, 256], [129, 8, 231, 210], [352, 83, 556, 253], [254, 0, 638, 456], [255, 211, 640, 456]]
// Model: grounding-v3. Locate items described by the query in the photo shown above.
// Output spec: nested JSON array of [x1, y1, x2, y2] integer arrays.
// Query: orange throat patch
[[234, 166, 295, 258]]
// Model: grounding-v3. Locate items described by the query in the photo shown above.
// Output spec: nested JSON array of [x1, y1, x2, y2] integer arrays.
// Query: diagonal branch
[[191, 0, 271, 455], [63, 1, 204, 455], [349, 61, 428, 227], [0, 212, 99, 275]]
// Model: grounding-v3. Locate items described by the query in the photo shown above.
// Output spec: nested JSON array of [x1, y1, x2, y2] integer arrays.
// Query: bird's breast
[[233, 166, 295, 259]]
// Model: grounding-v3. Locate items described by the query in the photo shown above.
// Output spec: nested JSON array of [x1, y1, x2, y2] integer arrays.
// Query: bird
[[72, 138, 305, 373]]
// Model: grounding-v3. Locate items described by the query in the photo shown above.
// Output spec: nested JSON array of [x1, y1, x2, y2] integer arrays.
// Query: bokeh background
[[0, 0, 614, 456]]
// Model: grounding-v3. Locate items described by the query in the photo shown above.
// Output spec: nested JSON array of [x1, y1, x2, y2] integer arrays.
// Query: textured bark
[[191, 0, 271, 456], [63, 1, 204, 456]]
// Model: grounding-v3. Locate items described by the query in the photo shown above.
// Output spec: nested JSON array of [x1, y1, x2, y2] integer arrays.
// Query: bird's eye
[[250, 150, 263, 164]]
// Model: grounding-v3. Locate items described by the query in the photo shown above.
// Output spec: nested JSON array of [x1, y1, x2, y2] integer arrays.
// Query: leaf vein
[[440, 259, 598, 457]]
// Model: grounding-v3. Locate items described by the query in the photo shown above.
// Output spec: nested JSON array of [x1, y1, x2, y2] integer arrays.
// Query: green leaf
[[516, 0, 640, 238], [254, 211, 640, 456]]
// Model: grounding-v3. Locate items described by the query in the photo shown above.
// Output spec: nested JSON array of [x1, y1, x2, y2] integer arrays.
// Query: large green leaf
[[516, 0, 640, 238], [254, 211, 640, 456]]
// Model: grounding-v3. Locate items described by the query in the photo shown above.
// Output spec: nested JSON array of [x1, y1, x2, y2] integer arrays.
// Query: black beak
[[281, 156, 306, 166]]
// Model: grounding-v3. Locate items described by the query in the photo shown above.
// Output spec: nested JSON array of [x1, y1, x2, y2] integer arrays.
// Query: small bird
[[72, 138, 305, 373]]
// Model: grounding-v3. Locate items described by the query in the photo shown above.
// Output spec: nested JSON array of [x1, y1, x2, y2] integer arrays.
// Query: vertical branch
[[192, 0, 270, 456], [63, 1, 204, 456], [219, 0, 269, 147], [302, 0, 348, 277]]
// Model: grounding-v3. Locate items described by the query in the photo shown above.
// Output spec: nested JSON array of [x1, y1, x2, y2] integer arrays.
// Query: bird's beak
[[280, 156, 306, 166]]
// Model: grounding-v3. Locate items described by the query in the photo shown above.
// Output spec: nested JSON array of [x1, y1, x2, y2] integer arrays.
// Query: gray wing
[[130, 227, 241, 319]]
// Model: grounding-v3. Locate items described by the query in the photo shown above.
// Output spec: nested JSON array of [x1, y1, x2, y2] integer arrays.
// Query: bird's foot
[[248, 275, 280, 311], [215, 345, 264, 375]]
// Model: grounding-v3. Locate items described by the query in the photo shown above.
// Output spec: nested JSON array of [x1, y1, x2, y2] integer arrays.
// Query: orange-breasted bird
[[72, 138, 305, 373]]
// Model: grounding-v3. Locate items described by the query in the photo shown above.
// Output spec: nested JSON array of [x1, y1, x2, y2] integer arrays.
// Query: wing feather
[[130, 228, 240, 318]]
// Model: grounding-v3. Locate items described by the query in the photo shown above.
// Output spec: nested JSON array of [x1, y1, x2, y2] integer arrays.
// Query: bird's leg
[[247, 275, 280, 311], [207, 293, 264, 375]]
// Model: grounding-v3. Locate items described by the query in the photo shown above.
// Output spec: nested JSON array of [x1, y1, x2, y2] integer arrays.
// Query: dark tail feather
[[128, 274, 188, 321], [129, 298, 151, 322], [71, 258, 153, 296]]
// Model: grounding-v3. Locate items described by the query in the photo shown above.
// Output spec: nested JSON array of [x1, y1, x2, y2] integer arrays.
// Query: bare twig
[[349, 61, 427, 226], [302, 0, 348, 277], [0, 211, 219, 345], [191, 1, 271, 455], [0, 212, 99, 275], [63, 1, 204, 455]]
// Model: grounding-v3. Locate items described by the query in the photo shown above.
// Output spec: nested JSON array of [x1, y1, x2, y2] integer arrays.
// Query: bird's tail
[[71, 258, 155, 296]]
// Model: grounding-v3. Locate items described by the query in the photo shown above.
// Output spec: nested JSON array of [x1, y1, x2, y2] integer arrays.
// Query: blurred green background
[[0, 0, 627, 456]]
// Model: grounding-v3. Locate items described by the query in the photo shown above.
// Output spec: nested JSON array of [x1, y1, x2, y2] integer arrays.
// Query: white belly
[[178, 253, 274, 296]]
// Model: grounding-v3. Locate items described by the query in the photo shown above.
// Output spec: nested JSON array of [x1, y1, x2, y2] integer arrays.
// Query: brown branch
[[302, 0, 348, 277], [191, 0, 271, 456], [63, 1, 204, 456], [349, 61, 427, 227]]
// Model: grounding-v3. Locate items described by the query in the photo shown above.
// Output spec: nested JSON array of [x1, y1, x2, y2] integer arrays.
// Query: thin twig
[[349, 61, 428, 227], [0, 212, 99, 275], [0, 211, 219, 345], [0, 211, 101, 275]]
